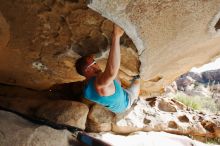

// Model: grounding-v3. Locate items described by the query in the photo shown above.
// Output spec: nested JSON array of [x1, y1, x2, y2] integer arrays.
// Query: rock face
[[202, 69, 220, 83], [0, 0, 219, 95], [169, 70, 220, 99], [88, 0, 220, 96], [0, 110, 82, 146], [112, 98, 220, 138], [0, 0, 138, 91], [176, 70, 220, 88]]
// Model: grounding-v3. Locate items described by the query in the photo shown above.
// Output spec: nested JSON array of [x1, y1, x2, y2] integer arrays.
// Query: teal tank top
[[84, 77, 129, 113]]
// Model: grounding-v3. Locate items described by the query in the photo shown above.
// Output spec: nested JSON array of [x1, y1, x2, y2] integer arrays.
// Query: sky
[[191, 57, 220, 73]]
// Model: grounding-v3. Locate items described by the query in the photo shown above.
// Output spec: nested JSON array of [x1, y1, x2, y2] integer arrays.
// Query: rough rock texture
[[0, 0, 138, 91], [176, 72, 204, 90], [1, 110, 218, 146], [174, 73, 212, 97], [112, 98, 220, 138], [202, 69, 220, 83], [36, 100, 89, 129], [0, 84, 220, 140], [0, 1, 220, 95], [1, 0, 220, 143], [88, 0, 220, 96], [87, 104, 115, 132], [0, 110, 82, 146]]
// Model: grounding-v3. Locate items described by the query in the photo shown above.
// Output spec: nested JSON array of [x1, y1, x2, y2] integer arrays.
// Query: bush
[[206, 137, 220, 145], [172, 92, 218, 113]]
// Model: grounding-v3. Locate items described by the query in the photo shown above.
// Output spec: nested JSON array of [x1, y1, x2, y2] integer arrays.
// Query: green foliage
[[173, 93, 201, 110], [188, 135, 220, 145], [173, 93, 218, 113], [205, 137, 220, 145]]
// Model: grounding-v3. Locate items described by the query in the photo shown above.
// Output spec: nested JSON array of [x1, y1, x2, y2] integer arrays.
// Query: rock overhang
[[0, 0, 220, 96], [88, 0, 220, 96]]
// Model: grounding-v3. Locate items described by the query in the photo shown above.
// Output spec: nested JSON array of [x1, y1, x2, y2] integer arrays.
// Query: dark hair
[[75, 56, 91, 76]]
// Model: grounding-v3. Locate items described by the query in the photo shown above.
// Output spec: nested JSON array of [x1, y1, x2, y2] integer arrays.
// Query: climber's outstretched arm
[[96, 25, 124, 88]]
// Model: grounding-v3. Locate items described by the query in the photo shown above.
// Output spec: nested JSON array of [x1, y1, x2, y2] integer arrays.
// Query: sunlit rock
[[112, 98, 220, 137]]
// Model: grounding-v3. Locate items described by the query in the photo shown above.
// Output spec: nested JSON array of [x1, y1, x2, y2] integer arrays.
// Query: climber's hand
[[114, 24, 124, 38]]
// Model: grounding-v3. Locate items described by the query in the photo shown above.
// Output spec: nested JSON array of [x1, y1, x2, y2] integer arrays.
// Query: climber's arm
[[96, 25, 124, 88]]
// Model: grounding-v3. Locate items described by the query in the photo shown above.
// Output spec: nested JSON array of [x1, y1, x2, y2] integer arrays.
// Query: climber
[[75, 24, 140, 113]]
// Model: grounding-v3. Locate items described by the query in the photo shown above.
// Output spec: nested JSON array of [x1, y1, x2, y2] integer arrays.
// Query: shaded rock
[[171, 99, 187, 110], [87, 104, 115, 132], [146, 97, 157, 107], [158, 98, 177, 112], [202, 69, 220, 83], [201, 120, 216, 133], [0, 0, 138, 92], [214, 127, 220, 137], [0, 89, 89, 130], [176, 75, 195, 91], [36, 100, 89, 130], [178, 115, 190, 123], [168, 121, 178, 129], [0, 110, 82, 146], [179, 72, 204, 84], [0, 95, 49, 116], [0, 11, 10, 48]]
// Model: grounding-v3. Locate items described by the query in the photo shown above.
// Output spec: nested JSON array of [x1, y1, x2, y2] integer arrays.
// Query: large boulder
[[86, 104, 115, 132], [0, 110, 82, 146], [0, 95, 89, 130], [36, 100, 89, 130]]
